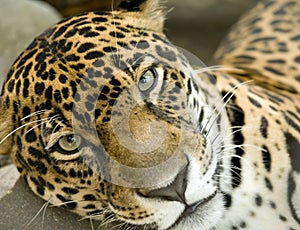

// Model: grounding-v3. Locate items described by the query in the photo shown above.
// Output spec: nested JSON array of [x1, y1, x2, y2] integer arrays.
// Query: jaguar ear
[[117, 0, 166, 33], [0, 97, 13, 155]]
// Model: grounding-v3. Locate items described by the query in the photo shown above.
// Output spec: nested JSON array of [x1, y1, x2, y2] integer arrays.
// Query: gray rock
[[0, 0, 62, 88], [0, 164, 19, 199], [0, 178, 105, 230]]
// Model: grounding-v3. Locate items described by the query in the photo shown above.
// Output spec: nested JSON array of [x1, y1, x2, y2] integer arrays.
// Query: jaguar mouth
[[170, 191, 217, 229]]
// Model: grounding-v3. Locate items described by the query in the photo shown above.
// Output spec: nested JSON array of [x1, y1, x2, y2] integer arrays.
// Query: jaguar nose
[[141, 164, 189, 203]]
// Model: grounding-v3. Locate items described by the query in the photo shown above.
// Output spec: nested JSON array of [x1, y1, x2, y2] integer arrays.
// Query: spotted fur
[[0, 0, 299, 229]]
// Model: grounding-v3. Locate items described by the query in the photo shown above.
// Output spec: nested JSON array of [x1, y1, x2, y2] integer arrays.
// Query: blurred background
[[0, 0, 259, 88]]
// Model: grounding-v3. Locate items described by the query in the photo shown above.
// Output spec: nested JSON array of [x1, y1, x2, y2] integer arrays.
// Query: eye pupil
[[66, 135, 76, 143]]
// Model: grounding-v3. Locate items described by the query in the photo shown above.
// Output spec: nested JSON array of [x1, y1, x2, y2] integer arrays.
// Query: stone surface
[[0, 164, 19, 199], [0, 0, 62, 88], [0, 179, 106, 230]]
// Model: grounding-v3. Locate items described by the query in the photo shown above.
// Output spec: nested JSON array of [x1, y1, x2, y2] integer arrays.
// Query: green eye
[[138, 69, 157, 92], [58, 134, 82, 154]]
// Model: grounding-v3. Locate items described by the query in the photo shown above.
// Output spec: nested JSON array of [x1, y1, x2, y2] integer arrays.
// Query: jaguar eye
[[138, 69, 157, 92], [57, 134, 82, 154]]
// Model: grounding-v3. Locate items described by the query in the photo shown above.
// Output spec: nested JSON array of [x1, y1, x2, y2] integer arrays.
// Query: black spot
[[255, 194, 262, 206], [23, 79, 30, 98], [261, 145, 271, 172], [236, 55, 255, 61], [62, 187, 79, 195], [279, 215, 287, 222], [65, 54, 80, 62], [7, 79, 15, 92], [131, 40, 150, 49], [34, 82, 45, 95], [35, 52, 47, 64], [274, 2, 296, 15], [28, 146, 43, 159], [260, 116, 268, 138], [285, 132, 300, 172], [25, 130, 37, 143], [64, 29, 77, 38], [264, 177, 273, 191], [264, 66, 285, 76], [53, 165, 68, 177], [84, 51, 105, 60], [267, 59, 286, 64], [155, 45, 177, 62], [52, 26, 68, 39], [83, 31, 99, 37], [69, 168, 77, 178], [291, 34, 300, 41], [62, 87, 69, 99], [22, 106, 31, 118], [83, 204, 96, 209], [103, 46, 118, 53], [85, 102, 94, 111], [23, 62, 32, 78], [223, 193, 232, 208], [92, 17, 108, 23], [45, 86, 53, 100], [248, 96, 262, 108], [56, 194, 77, 209], [223, 92, 245, 188], [78, 42, 95, 53], [70, 63, 85, 71], [59, 74, 68, 84], [47, 182, 55, 191], [250, 36, 276, 44], [22, 48, 38, 63], [83, 194, 97, 201], [294, 56, 300, 63], [30, 177, 45, 196], [288, 172, 300, 224], [117, 0, 146, 11], [95, 26, 107, 31], [110, 31, 125, 38], [58, 63, 69, 73], [284, 114, 300, 132], [270, 201, 276, 209], [54, 90, 62, 103]]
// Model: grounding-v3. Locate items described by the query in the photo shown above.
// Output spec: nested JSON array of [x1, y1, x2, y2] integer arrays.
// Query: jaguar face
[[0, 1, 228, 229]]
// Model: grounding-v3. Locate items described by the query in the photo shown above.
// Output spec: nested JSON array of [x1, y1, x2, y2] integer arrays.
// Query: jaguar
[[0, 0, 299, 229]]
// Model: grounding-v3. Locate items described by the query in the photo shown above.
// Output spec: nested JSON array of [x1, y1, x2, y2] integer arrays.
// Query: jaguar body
[[0, 0, 299, 229]]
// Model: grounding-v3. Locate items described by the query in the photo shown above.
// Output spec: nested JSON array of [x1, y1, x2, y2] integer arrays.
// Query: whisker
[[0, 118, 50, 146], [25, 120, 49, 135], [52, 120, 64, 134], [24, 114, 60, 135], [111, 0, 120, 67], [203, 80, 253, 137], [50, 200, 80, 208], [41, 199, 51, 230], [21, 110, 48, 121], [222, 143, 266, 153], [194, 65, 240, 75], [89, 216, 95, 230], [25, 199, 51, 229]]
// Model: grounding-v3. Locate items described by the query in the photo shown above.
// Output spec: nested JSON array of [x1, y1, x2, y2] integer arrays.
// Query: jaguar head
[[0, 0, 228, 229]]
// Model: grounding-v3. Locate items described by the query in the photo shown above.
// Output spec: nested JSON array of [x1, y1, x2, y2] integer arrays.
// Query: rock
[[0, 178, 106, 230], [0, 0, 62, 88], [0, 164, 19, 199]]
